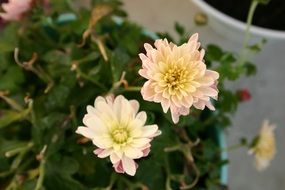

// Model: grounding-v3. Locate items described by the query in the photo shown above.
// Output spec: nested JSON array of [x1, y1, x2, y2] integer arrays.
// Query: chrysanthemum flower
[[139, 33, 219, 123], [249, 120, 276, 171], [76, 95, 161, 176], [0, 0, 32, 21]]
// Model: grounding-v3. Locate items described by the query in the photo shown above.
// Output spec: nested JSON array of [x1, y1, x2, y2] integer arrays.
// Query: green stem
[[75, 67, 107, 91], [0, 170, 13, 178], [5, 142, 33, 158], [5, 175, 17, 190], [114, 86, 142, 94], [164, 156, 173, 190], [239, 0, 259, 66], [223, 143, 245, 152], [0, 94, 23, 112], [34, 159, 46, 190], [124, 86, 141, 92], [104, 173, 117, 190]]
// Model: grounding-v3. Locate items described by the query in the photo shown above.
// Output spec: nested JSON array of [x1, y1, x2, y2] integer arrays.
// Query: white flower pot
[[191, 0, 285, 43]]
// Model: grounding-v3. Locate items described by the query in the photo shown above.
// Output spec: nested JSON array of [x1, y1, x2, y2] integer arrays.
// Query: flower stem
[[239, 0, 259, 66], [34, 159, 46, 190], [75, 67, 107, 91], [224, 143, 246, 152], [5, 142, 34, 158], [124, 86, 141, 92], [0, 92, 23, 111]]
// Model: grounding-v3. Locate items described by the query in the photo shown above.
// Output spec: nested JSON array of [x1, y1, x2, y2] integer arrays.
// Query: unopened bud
[[194, 12, 208, 26]]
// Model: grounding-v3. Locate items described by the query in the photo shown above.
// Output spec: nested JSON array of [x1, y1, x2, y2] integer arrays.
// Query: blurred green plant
[[0, 0, 258, 189]]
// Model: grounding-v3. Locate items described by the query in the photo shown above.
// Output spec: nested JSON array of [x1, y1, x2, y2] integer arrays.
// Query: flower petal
[[122, 156, 137, 176], [141, 125, 159, 138], [124, 147, 143, 159], [76, 127, 95, 139], [94, 148, 112, 158], [131, 138, 151, 148], [110, 153, 120, 164]]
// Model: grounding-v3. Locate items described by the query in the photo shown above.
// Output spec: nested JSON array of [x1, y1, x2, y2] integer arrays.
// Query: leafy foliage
[[0, 0, 256, 190]]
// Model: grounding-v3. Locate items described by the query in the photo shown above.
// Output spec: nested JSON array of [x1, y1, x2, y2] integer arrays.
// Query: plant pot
[[191, 0, 285, 43], [212, 126, 228, 185]]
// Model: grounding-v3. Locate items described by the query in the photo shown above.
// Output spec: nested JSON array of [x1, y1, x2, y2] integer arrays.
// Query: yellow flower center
[[255, 136, 276, 159], [111, 127, 129, 144], [163, 65, 189, 91]]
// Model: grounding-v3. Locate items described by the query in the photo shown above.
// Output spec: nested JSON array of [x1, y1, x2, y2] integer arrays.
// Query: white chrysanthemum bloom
[[249, 120, 276, 171], [139, 33, 219, 124], [0, 0, 32, 21], [76, 95, 161, 176]]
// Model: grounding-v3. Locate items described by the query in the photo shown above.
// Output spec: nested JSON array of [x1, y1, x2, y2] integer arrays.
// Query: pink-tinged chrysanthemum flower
[[139, 33, 219, 123], [249, 120, 276, 171], [0, 0, 32, 21], [76, 95, 161, 176]]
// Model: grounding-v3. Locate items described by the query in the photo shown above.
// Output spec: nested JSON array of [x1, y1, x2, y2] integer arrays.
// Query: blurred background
[[123, 0, 285, 189]]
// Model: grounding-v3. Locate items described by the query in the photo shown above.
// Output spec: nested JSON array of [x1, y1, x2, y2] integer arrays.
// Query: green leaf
[[218, 90, 238, 113], [244, 61, 257, 76], [175, 22, 185, 36], [44, 155, 85, 190], [0, 65, 25, 93], [0, 109, 29, 129], [43, 50, 71, 65], [206, 44, 223, 62], [0, 23, 19, 52], [220, 53, 236, 65], [110, 47, 130, 82], [0, 139, 27, 156], [247, 38, 267, 53]]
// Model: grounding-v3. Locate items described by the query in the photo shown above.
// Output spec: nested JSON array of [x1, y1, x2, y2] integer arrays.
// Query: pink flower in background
[[0, 0, 32, 21], [139, 33, 219, 124], [76, 95, 161, 176]]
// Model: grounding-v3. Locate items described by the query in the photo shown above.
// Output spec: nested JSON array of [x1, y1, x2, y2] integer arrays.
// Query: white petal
[[170, 106, 180, 124], [131, 138, 151, 148], [86, 105, 96, 114], [206, 70, 219, 80], [92, 137, 113, 149], [114, 96, 134, 123], [193, 101, 206, 110], [205, 101, 215, 111], [135, 111, 147, 124], [199, 87, 218, 97], [94, 96, 106, 107], [141, 125, 159, 138], [200, 49, 205, 60], [82, 114, 108, 134], [161, 99, 170, 113], [128, 119, 143, 137], [129, 100, 140, 114], [124, 147, 143, 159], [110, 153, 120, 164], [96, 99, 117, 121], [76, 127, 95, 139], [122, 156, 137, 176], [189, 33, 198, 42], [95, 149, 112, 158], [196, 76, 214, 86]]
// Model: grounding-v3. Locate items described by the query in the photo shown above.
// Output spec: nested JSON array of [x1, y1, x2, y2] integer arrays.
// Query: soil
[[204, 0, 285, 31]]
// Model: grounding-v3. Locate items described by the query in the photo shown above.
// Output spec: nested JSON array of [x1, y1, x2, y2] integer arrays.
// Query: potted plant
[[191, 0, 285, 42], [0, 0, 277, 190]]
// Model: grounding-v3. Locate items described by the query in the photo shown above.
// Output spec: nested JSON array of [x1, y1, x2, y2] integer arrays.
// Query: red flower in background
[[237, 89, 251, 102]]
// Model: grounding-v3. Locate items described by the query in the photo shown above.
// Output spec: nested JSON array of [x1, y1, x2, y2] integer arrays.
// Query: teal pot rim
[[215, 126, 228, 185]]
